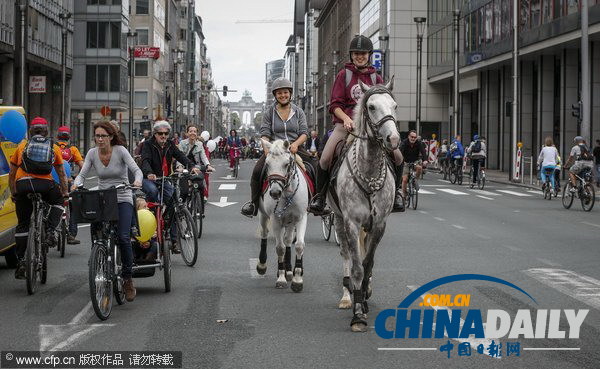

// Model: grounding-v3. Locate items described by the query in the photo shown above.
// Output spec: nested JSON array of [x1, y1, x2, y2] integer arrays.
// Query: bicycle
[[24, 193, 52, 295], [185, 171, 206, 239], [562, 168, 595, 211], [439, 157, 449, 180], [231, 147, 241, 179], [540, 166, 557, 200], [469, 159, 486, 190], [321, 210, 339, 245], [449, 158, 463, 185], [405, 163, 419, 210], [157, 174, 199, 267], [56, 200, 69, 258]]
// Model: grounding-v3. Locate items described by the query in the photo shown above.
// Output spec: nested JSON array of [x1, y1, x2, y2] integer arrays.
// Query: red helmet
[[58, 126, 70, 133], [57, 125, 71, 140], [30, 117, 48, 126]]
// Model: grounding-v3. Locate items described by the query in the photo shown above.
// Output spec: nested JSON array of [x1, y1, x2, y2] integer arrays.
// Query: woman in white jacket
[[537, 136, 560, 193]]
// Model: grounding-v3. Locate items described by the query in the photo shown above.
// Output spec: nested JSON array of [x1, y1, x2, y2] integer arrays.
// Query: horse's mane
[[269, 140, 288, 156], [347, 85, 371, 144]]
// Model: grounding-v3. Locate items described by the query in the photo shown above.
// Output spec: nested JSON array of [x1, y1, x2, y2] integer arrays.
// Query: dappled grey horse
[[328, 79, 400, 332], [256, 140, 309, 292]]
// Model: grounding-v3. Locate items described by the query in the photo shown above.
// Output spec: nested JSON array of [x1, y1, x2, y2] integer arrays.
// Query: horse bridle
[[266, 155, 296, 191], [348, 86, 396, 144]]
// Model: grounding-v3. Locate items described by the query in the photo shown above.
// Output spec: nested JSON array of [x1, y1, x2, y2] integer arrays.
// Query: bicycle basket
[[71, 188, 119, 223]]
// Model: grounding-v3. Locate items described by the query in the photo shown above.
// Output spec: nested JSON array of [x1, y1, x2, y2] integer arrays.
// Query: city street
[[0, 158, 599, 368]]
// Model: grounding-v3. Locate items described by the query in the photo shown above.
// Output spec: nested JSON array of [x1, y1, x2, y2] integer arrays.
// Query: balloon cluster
[[0, 110, 27, 144], [206, 136, 223, 153]]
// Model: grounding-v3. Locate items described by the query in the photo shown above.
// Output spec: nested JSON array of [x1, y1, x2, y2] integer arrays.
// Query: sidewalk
[[483, 169, 540, 190]]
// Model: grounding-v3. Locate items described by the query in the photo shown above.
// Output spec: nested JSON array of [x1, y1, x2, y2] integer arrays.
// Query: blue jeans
[[116, 202, 134, 279], [142, 179, 177, 241], [541, 165, 556, 190]]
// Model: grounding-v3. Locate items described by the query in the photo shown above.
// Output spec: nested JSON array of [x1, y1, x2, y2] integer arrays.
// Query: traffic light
[[223, 85, 228, 96], [572, 101, 581, 119]]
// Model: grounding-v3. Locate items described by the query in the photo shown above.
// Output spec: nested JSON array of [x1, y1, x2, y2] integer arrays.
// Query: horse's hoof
[[285, 271, 293, 282], [351, 322, 368, 332], [291, 281, 303, 293], [338, 298, 352, 309], [256, 263, 267, 275], [275, 280, 287, 289]]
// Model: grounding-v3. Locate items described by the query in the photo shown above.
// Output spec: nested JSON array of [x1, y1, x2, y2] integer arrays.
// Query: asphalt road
[[0, 158, 599, 369]]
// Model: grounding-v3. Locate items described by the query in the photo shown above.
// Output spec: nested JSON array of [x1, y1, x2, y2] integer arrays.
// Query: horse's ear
[[262, 138, 272, 152], [359, 79, 370, 93], [385, 75, 394, 91], [283, 140, 290, 150]]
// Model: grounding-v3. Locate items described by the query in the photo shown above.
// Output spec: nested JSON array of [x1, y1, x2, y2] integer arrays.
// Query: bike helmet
[[30, 117, 48, 126], [57, 126, 70, 140], [349, 35, 373, 53], [473, 134, 479, 141], [271, 77, 293, 96], [574, 136, 584, 143]]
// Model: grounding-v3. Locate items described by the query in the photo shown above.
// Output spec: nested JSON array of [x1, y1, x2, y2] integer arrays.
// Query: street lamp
[[378, 35, 389, 80], [172, 48, 184, 134], [59, 11, 72, 128], [322, 62, 328, 134], [311, 72, 318, 131], [414, 17, 426, 135], [127, 30, 138, 152]]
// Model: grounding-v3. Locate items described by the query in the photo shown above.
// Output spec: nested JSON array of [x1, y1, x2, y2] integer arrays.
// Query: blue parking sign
[[372, 50, 383, 71]]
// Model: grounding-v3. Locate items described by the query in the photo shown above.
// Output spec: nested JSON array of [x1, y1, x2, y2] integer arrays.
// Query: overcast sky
[[198, 1, 294, 104]]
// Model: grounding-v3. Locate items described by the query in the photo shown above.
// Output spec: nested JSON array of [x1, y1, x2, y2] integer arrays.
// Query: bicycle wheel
[[321, 213, 332, 241], [25, 214, 41, 295], [562, 183, 574, 209], [411, 179, 418, 210], [162, 238, 171, 293], [113, 240, 126, 306], [58, 219, 67, 258], [177, 207, 198, 267], [478, 172, 486, 190], [405, 183, 412, 208], [189, 192, 203, 239], [469, 168, 475, 189], [449, 167, 457, 184], [581, 183, 595, 212], [543, 182, 551, 200], [458, 169, 463, 185], [89, 243, 112, 320], [40, 241, 48, 285]]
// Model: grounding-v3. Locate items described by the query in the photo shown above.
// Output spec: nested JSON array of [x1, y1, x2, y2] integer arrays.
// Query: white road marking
[[249, 258, 265, 279], [406, 286, 499, 359], [524, 268, 600, 309], [476, 195, 494, 200], [497, 190, 532, 197], [581, 221, 600, 229], [208, 196, 237, 208], [502, 245, 522, 252], [513, 210, 521, 213], [218, 184, 237, 190], [419, 189, 434, 194], [527, 190, 542, 195], [437, 188, 469, 195], [87, 176, 97, 180], [437, 179, 451, 183], [471, 190, 501, 196], [77, 224, 90, 229], [452, 224, 465, 230], [433, 217, 445, 222], [40, 302, 115, 352], [418, 210, 428, 214], [421, 184, 448, 187]]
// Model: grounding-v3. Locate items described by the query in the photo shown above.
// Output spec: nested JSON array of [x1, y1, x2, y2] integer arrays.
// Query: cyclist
[[308, 34, 404, 215], [73, 121, 142, 301], [140, 120, 199, 253], [240, 77, 310, 218], [178, 125, 214, 172], [226, 129, 241, 171], [400, 130, 427, 204], [466, 134, 486, 184], [447, 135, 465, 174], [57, 126, 84, 245], [537, 136, 560, 193], [565, 136, 594, 192], [9, 117, 68, 279]]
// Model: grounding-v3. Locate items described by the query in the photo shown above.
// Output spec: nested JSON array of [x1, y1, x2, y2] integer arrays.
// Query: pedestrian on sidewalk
[[593, 139, 600, 187]]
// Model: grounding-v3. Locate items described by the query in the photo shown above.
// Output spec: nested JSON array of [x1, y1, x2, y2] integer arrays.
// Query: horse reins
[[266, 156, 300, 218]]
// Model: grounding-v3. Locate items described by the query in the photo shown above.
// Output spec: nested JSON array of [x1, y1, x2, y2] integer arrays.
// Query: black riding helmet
[[349, 35, 373, 64]]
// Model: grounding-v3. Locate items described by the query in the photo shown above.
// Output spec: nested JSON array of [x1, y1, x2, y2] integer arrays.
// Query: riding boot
[[308, 165, 330, 215], [392, 165, 405, 213]]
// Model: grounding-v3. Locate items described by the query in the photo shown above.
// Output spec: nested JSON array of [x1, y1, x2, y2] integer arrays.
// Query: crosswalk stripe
[[218, 184, 237, 190], [496, 190, 532, 197], [419, 189, 434, 194], [524, 268, 600, 309], [476, 195, 494, 200], [471, 189, 501, 196], [437, 188, 469, 195]]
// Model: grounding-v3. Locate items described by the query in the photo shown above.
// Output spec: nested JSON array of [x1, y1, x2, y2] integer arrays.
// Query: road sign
[[100, 106, 111, 117], [372, 50, 383, 71], [133, 46, 160, 59]]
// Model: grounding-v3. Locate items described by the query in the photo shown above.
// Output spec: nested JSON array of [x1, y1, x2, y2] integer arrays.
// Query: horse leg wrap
[[294, 257, 303, 276], [284, 247, 292, 272], [352, 289, 364, 314], [343, 276, 351, 292], [278, 262, 285, 272], [259, 239, 267, 264]]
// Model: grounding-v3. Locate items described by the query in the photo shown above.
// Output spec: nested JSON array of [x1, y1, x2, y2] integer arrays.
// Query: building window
[[88, 0, 121, 4], [136, 0, 149, 14], [485, 3, 493, 43], [542, 0, 552, 23], [359, 0, 379, 34], [531, 0, 541, 27], [136, 29, 149, 45], [554, 0, 564, 18], [85, 65, 120, 92], [501, 0, 511, 40], [135, 60, 148, 77], [134, 91, 148, 108], [521, 0, 530, 29], [566, 0, 578, 15], [494, 0, 501, 41], [87, 21, 120, 49]]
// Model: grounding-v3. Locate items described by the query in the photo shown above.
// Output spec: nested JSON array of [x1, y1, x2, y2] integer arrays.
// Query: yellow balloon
[[136, 209, 157, 243]]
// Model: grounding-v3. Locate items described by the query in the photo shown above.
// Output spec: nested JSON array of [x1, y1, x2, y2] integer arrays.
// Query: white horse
[[329, 79, 400, 331], [255, 140, 309, 292]]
